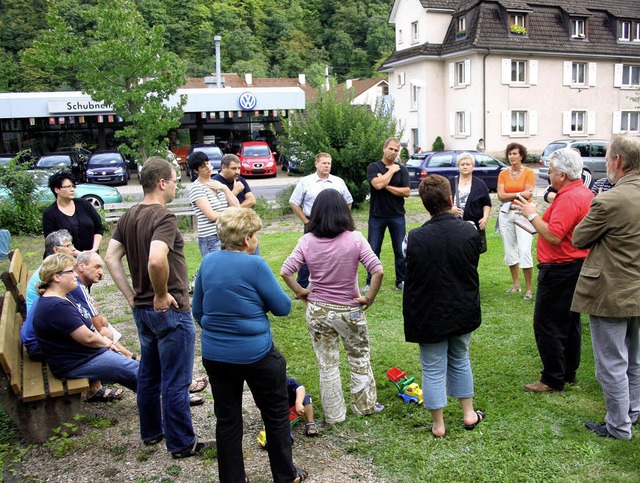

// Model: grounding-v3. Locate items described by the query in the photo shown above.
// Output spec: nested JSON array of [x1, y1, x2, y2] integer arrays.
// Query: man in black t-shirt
[[365, 139, 410, 292], [212, 154, 257, 208]]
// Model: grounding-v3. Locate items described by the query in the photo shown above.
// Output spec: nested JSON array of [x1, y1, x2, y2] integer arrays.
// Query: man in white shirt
[[289, 153, 353, 288]]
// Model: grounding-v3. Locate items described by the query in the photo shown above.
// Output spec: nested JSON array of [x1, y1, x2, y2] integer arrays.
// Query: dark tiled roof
[[419, 0, 457, 10], [334, 78, 388, 102], [382, 1, 640, 66]]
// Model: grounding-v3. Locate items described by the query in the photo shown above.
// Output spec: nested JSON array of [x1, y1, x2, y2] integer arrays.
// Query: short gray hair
[[550, 148, 583, 180], [76, 250, 100, 266], [457, 152, 474, 166], [44, 229, 72, 258]]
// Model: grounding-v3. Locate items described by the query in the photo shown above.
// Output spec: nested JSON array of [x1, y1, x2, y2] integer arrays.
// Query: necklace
[[509, 166, 523, 177]]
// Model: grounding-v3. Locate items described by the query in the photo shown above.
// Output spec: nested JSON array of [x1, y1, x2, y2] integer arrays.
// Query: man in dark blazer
[[571, 135, 640, 440]]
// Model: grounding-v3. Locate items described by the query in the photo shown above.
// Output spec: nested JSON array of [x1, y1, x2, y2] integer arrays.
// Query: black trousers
[[533, 259, 583, 391], [203, 347, 295, 483]]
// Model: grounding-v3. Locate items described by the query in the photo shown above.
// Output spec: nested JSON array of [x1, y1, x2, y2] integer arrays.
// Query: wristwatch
[[527, 213, 538, 222]]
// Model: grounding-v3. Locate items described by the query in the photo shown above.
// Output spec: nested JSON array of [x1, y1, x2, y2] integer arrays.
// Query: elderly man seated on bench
[[32, 253, 139, 393]]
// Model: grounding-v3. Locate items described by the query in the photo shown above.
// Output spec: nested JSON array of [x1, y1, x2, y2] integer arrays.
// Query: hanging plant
[[510, 25, 527, 35]]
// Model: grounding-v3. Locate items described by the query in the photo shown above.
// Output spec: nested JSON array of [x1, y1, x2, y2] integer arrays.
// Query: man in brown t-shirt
[[106, 157, 207, 459]]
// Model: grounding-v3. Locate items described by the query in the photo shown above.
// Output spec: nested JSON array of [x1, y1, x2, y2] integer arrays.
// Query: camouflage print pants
[[306, 301, 378, 424]]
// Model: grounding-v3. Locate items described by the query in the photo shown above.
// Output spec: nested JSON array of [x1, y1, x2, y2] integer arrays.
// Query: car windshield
[[36, 155, 71, 167], [542, 143, 567, 157], [406, 158, 423, 167], [195, 147, 222, 160], [243, 145, 270, 157], [88, 154, 123, 167]]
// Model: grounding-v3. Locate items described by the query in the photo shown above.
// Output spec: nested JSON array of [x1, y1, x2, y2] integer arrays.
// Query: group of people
[[22, 132, 640, 483]]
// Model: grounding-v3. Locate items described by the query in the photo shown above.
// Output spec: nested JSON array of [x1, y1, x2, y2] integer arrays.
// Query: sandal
[[464, 410, 486, 430], [189, 394, 205, 406], [304, 421, 319, 437], [523, 290, 533, 300], [292, 466, 308, 483], [430, 424, 446, 439], [189, 376, 208, 393], [87, 386, 124, 403], [506, 286, 521, 294]]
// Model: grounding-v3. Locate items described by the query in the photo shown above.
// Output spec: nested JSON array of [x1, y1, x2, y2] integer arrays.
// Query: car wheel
[[81, 195, 104, 210]]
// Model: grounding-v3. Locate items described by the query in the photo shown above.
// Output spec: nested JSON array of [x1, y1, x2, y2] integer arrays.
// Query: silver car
[[538, 139, 608, 182]]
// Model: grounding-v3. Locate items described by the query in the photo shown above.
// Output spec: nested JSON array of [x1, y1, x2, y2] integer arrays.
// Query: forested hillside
[[0, 0, 395, 92]]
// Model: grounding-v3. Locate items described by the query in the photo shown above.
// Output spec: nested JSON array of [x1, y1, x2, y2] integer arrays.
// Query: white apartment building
[[379, 0, 640, 156]]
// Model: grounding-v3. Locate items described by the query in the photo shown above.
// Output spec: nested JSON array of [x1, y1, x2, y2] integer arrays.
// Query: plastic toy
[[387, 367, 424, 405], [257, 406, 302, 448]]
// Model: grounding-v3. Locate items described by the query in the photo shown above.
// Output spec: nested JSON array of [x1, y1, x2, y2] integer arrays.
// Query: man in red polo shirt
[[514, 148, 593, 392]]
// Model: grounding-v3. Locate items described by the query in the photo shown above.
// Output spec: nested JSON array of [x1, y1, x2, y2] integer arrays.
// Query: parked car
[[279, 143, 313, 174], [405, 151, 508, 190], [538, 139, 608, 183], [237, 141, 277, 178], [0, 152, 36, 167], [0, 174, 122, 209], [55, 146, 92, 163], [86, 150, 130, 185], [34, 152, 86, 182], [186, 144, 223, 181]]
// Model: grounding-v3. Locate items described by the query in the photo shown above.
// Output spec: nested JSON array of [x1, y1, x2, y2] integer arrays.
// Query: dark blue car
[[405, 150, 508, 190]]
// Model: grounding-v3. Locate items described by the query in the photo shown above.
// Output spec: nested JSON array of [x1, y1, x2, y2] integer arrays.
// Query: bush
[[0, 156, 47, 235], [432, 136, 445, 152], [275, 185, 295, 215], [282, 89, 398, 206]]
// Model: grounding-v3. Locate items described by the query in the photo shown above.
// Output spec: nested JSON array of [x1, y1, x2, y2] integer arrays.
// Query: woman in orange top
[[497, 143, 536, 300]]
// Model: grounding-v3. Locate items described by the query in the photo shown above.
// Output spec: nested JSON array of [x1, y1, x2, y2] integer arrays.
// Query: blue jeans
[[133, 307, 197, 453], [203, 347, 296, 483], [63, 350, 138, 392], [198, 234, 221, 258], [419, 333, 474, 410], [366, 215, 406, 286]]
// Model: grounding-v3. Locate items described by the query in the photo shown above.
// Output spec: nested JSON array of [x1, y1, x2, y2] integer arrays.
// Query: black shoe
[[585, 422, 614, 438], [171, 438, 215, 459], [143, 434, 164, 446]]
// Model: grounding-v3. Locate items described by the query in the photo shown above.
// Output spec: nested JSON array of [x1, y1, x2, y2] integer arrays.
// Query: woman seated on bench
[[32, 253, 138, 394]]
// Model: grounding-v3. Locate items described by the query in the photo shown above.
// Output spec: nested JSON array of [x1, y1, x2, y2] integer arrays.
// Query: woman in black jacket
[[403, 175, 486, 438], [450, 152, 491, 252]]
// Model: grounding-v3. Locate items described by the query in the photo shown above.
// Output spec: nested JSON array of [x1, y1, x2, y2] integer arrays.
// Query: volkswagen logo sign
[[238, 92, 257, 111]]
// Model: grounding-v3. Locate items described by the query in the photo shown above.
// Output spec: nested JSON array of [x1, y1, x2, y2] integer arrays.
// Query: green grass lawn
[[2, 199, 639, 481]]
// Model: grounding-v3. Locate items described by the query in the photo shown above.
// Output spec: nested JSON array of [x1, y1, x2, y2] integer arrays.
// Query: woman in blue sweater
[[192, 207, 307, 483]]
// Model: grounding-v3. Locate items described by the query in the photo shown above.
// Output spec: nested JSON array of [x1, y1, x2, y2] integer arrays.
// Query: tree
[[282, 89, 397, 205], [23, 0, 187, 163]]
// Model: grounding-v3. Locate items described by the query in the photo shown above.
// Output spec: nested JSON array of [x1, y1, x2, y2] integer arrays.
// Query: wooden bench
[[104, 198, 196, 229], [0, 249, 90, 443]]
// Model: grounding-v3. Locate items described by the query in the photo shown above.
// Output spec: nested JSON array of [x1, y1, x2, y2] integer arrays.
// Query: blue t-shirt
[[192, 250, 291, 364], [32, 296, 106, 376]]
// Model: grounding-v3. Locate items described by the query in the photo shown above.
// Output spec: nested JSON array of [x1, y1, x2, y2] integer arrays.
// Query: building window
[[457, 16, 466, 37], [455, 111, 469, 136], [411, 84, 419, 109], [635, 23, 640, 41], [572, 62, 586, 85], [623, 65, 640, 86], [411, 128, 419, 153], [621, 111, 640, 132], [571, 19, 585, 38], [398, 29, 404, 44], [509, 14, 527, 35], [511, 60, 526, 83], [449, 60, 470, 87], [619, 21, 631, 41], [571, 111, 586, 134], [411, 21, 419, 43], [511, 111, 527, 134], [456, 61, 466, 86], [397, 72, 405, 88]]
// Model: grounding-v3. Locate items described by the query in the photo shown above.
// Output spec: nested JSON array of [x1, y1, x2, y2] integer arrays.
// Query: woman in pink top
[[281, 189, 384, 424]]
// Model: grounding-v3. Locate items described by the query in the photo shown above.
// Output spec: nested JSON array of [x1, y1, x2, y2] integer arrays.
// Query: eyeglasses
[[57, 269, 75, 275], [60, 184, 76, 189], [58, 243, 74, 249]]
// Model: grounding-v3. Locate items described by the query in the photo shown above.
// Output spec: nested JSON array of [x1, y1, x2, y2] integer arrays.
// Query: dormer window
[[457, 16, 467, 37], [571, 19, 586, 39], [636, 23, 640, 41], [509, 14, 528, 35], [619, 21, 631, 41]]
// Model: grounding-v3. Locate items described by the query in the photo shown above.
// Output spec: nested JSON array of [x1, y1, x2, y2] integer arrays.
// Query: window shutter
[[563, 61, 572, 85], [502, 111, 511, 135], [464, 59, 471, 86], [529, 60, 539, 85], [613, 64, 623, 87], [587, 111, 596, 135], [612, 111, 622, 134], [588, 63, 597, 86], [562, 111, 571, 134], [529, 111, 538, 135], [449, 112, 456, 136], [501, 59, 511, 84], [464, 110, 471, 135], [449, 63, 455, 87]]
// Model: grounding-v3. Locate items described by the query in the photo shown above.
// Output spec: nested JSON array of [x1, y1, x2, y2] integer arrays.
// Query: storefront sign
[[48, 99, 114, 114], [238, 92, 257, 111]]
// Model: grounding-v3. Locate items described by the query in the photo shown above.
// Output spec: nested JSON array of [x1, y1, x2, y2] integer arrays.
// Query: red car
[[237, 141, 277, 177]]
